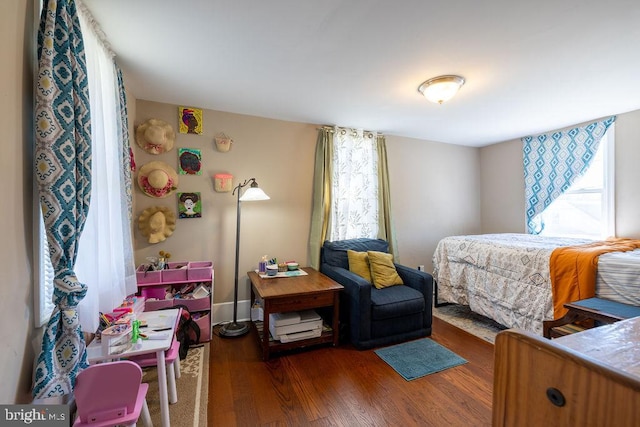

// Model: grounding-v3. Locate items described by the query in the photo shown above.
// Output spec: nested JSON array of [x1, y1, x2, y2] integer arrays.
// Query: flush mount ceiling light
[[418, 75, 465, 104]]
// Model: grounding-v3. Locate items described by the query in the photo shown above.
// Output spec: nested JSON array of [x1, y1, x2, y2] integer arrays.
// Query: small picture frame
[[178, 106, 203, 134], [178, 148, 202, 175], [178, 192, 202, 218]]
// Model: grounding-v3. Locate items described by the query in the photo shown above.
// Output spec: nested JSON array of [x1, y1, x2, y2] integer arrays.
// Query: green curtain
[[309, 129, 398, 268], [309, 128, 333, 269], [376, 135, 398, 260]]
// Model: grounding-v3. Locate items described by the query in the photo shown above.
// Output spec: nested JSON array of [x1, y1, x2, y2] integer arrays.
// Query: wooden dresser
[[493, 317, 640, 427]]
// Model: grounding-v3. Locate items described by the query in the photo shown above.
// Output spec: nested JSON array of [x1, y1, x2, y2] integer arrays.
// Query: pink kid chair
[[128, 307, 183, 404], [73, 360, 152, 427]]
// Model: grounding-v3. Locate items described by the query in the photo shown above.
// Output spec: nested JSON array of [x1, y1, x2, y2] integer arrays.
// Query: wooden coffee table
[[248, 267, 343, 360], [543, 297, 640, 338]]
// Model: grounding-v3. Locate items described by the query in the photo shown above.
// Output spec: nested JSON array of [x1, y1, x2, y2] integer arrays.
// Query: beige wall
[[1, 0, 36, 404], [133, 101, 318, 321], [386, 135, 481, 272], [479, 139, 525, 233], [613, 110, 640, 238], [480, 110, 640, 237]]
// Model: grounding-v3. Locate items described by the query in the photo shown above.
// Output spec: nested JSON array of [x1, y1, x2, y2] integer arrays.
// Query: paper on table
[[145, 332, 171, 340], [255, 269, 309, 279]]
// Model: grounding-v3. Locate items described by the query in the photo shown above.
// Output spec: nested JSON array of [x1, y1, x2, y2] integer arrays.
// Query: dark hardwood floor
[[208, 316, 494, 426]]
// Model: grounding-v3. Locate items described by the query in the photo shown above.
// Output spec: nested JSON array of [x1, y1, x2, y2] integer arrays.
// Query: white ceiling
[[83, 0, 640, 147]]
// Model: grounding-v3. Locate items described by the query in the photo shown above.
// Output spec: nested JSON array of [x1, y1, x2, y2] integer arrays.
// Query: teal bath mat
[[374, 338, 467, 381]]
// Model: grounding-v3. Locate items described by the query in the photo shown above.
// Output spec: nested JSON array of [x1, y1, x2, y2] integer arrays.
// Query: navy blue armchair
[[320, 238, 433, 350]]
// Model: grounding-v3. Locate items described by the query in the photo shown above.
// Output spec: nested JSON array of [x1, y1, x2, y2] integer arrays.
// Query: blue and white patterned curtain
[[32, 0, 91, 399], [117, 66, 135, 271], [522, 116, 616, 234], [117, 67, 134, 216]]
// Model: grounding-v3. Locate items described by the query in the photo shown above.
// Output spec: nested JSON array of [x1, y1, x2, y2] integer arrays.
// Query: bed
[[432, 233, 640, 335]]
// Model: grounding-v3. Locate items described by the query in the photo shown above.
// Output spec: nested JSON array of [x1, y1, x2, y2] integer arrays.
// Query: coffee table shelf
[[248, 267, 343, 360], [254, 321, 333, 352]]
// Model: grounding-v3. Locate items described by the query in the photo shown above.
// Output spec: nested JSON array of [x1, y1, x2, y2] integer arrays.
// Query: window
[[329, 129, 379, 241], [538, 126, 615, 239]]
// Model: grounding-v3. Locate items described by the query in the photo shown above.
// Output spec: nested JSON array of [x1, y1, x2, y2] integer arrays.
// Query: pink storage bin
[[176, 295, 210, 312], [140, 286, 168, 301], [192, 312, 211, 342], [144, 298, 174, 311], [136, 265, 162, 284], [187, 261, 213, 281], [162, 262, 189, 282]]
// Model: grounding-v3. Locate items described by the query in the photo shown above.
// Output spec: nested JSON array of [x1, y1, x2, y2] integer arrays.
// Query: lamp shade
[[239, 184, 270, 201], [418, 75, 465, 104]]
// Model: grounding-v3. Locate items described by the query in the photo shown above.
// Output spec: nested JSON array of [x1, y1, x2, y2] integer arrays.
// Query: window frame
[[537, 125, 615, 239]]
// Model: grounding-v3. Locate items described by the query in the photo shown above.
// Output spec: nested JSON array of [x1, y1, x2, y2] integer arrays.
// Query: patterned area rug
[[143, 343, 209, 426], [433, 304, 507, 344]]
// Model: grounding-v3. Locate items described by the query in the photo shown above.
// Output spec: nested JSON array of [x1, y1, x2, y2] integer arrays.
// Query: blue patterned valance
[[522, 116, 616, 234]]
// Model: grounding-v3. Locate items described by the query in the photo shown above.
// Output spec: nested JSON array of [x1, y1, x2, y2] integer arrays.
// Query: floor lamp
[[219, 178, 270, 338]]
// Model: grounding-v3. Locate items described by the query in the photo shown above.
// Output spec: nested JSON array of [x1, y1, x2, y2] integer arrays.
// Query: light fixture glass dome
[[418, 75, 465, 104]]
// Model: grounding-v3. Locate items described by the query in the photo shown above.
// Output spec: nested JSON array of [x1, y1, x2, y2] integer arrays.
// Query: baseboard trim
[[211, 299, 251, 325]]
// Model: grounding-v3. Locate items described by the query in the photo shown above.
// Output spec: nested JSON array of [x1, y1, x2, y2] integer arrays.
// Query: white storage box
[[100, 324, 132, 355], [269, 310, 322, 340], [269, 311, 303, 327], [279, 328, 322, 343], [251, 301, 264, 322]]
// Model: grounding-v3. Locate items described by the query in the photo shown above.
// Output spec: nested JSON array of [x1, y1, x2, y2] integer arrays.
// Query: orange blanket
[[550, 237, 640, 318]]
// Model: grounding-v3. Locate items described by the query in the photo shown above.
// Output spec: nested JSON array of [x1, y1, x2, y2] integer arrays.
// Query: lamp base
[[219, 321, 250, 338]]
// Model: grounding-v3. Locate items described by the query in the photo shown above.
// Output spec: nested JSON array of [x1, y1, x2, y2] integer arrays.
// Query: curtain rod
[[76, 0, 116, 58], [317, 125, 383, 137]]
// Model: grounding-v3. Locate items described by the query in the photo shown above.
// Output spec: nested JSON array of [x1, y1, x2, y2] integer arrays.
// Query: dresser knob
[[546, 387, 566, 407]]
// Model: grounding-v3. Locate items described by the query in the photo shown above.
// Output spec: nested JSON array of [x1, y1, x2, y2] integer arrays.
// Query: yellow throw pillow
[[347, 250, 372, 283], [368, 251, 404, 289]]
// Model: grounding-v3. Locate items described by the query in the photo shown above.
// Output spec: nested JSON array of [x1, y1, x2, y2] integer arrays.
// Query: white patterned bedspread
[[432, 233, 593, 335]]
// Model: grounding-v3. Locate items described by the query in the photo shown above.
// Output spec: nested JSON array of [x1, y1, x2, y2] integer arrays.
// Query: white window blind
[[35, 210, 55, 327]]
